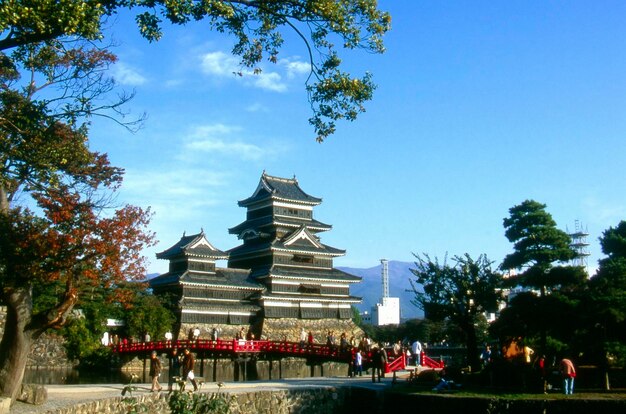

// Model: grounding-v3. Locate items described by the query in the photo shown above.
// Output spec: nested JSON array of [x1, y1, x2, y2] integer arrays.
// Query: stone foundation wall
[[48, 392, 170, 414], [261, 318, 364, 344], [0, 306, 73, 368], [177, 323, 253, 341], [176, 317, 365, 344], [11, 386, 626, 414], [44, 387, 352, 414]]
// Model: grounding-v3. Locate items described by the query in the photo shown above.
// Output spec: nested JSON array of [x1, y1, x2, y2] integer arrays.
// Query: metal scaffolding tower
[[380, 259, 389, 299], [568, 220, 590, 269]]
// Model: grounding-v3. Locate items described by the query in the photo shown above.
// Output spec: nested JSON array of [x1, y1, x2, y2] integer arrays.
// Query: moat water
[[24, 367, 131, 385], [23, 360, 341, 385]]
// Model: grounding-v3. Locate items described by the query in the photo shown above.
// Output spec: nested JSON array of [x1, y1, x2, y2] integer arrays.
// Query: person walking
[[560, 358, 576, 395], [149, 351, 162, 392], [480, 345, 492, 367], [371, 347, 383, 383], [168, 348, 181, 391], [380, 346, 388, 378], [182, 348, 198, 391], [355, 350, 363, 377]]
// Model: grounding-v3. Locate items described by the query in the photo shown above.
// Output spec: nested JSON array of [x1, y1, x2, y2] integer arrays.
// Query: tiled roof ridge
[[262, 171, 298, 185]]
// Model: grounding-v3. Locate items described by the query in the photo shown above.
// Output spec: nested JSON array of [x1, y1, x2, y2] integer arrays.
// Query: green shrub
[[168, 390, 230, 414]]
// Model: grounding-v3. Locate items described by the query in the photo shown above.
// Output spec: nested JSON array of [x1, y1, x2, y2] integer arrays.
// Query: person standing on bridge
[[300, 328, 307, 348], [211, 327, 220, 342], [149, 351, 162, 392], [182, 348, 198, 391], [411, 339, 422, 366], [168, 348, 181, 392]]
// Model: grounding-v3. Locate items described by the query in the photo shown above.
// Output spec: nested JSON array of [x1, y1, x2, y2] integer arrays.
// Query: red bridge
[[112, 339, 444, 375]]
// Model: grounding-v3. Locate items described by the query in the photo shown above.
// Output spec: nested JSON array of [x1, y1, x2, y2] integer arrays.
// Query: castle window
[[189, 261, 215, 272], [299, 284, 321, 294], [293, 255, 313, 264]]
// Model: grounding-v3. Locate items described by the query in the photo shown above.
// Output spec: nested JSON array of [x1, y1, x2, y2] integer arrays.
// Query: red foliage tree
[[0, 40, 154, 401]]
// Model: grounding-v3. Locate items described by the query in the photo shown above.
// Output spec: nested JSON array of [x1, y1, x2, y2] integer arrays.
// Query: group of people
[[481, 341, 578, 395], [348, 345, 388, 382], [149, 348, 199, 392]]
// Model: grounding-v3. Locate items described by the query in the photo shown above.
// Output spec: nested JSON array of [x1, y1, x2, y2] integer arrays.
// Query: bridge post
[[212, 357, 217, 382], [199, 354, 205, 378], [142, 355, 147, 383]]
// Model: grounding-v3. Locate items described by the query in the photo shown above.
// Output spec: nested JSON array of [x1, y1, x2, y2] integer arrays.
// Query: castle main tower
[[228, 172, 362, 339]]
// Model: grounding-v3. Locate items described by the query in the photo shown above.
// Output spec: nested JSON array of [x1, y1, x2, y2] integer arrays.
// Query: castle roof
[[228, 215, 332, 235], [156, 231, 228, 260], [227, 237, 346, 258], [238, 172, 322, 207], [259, 292, 362, 304], [180, 299, 261, 313], [149, 268, 262, 290], [247, 265, 361, 283]]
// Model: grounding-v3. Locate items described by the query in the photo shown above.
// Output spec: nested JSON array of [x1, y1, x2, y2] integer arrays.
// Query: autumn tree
[[0, 0, 391, 142], [0, 38, 154, 401], [495, 200, 586, 355], [410, 253, 503, 370]]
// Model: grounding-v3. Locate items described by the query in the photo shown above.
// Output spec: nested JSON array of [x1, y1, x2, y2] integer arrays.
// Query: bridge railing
[[422, 353, 445, 369], [111, 340, 416, 372], [384, 352, 406, 373], [112, 339, 350, 358]]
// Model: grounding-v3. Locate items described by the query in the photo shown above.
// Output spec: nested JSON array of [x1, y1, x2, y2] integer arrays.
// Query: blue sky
[[88, 1, 626, 275]]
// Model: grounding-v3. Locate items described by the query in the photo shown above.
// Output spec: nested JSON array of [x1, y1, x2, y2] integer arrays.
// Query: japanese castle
[[150, 172, 363, 341]]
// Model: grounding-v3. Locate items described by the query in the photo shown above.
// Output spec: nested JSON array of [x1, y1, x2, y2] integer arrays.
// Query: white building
[[360, 260, 401, 326], [372, 296, 400, 326]]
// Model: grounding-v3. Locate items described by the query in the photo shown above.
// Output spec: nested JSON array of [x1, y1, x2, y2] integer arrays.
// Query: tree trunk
[[464, 320, 481, 371], [0, 287, 35, 403], [0, 185, 9, 214]]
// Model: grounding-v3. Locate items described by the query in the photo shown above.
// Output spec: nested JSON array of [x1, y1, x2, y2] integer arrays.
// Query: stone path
[[10, 369, 415, 414]]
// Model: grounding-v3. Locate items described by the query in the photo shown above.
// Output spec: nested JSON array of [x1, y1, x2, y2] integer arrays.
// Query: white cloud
[[199, 50, 288, 92], [191, 123, 242, 137], [246, 103, 269, 113], [112, 62, 147, 86], [182, 123, 266, 161], [252, 71, 286, 92], [200, 51, 240, 76], [119, 168, 228, 231], [123, 168, 228, 201], [280, 58, 311, 78]]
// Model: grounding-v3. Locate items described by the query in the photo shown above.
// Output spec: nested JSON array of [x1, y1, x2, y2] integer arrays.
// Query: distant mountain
[[145, 273, 160, 280], [338, 260, 424, 320]]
